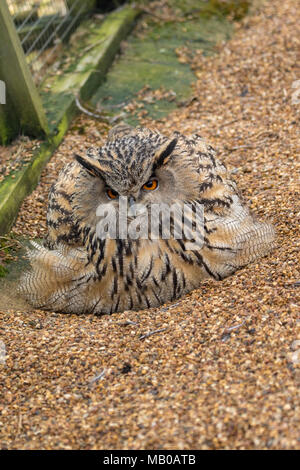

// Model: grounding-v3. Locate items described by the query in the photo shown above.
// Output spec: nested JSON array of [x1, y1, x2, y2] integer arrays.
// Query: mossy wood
[[0, 0, 49, 145], [41, 6, 140, 132]]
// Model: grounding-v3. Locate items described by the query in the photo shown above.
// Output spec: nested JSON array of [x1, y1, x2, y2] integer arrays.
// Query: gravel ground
[[0, 0, 299, 449]]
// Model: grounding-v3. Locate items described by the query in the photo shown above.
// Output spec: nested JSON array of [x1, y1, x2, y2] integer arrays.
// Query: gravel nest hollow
[[1, 0, 299, 450]]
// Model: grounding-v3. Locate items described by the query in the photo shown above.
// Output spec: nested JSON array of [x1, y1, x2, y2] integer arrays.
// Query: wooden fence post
[[0, 0, 49, 145]]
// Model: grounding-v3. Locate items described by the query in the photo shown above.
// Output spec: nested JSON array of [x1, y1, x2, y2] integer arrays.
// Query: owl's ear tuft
[[75, 154, 104, 178], [153, 138, 177, 170]]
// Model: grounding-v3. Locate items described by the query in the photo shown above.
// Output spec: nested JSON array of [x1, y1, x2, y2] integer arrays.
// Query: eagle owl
[[20, 124, 275, 314]]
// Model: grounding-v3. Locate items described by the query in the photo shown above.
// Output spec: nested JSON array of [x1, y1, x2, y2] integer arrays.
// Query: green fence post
[[0, 0, 49, 145]]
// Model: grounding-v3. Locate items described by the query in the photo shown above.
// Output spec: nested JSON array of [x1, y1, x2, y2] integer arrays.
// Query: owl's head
[[74, 125, 200, 216]]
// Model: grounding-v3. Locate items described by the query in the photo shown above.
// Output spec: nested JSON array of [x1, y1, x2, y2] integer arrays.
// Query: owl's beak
[[128, 196, 136, 217], [128, 196, 135, 208]]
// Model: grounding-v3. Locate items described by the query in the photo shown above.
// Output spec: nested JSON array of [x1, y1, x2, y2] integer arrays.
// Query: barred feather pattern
[[19, 125, 275, 314]]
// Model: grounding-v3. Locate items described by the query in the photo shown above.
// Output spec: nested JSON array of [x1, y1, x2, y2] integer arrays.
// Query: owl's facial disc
[[75, 135, 178, 205]]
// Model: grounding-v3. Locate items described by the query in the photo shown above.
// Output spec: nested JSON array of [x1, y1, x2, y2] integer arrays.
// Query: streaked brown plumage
[[20, 124, 275, 314]]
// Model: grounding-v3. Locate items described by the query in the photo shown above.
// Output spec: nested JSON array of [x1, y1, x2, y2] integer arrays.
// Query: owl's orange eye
[[143, 179, 158, 191], [107, 188, 118, 199]]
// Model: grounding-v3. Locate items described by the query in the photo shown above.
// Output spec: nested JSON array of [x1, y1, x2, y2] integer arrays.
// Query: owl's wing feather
[[182, 133, 276, 275], [201, 195, 275, 277], [19, 242, 95, 313], [45, 162, 81, 249]]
